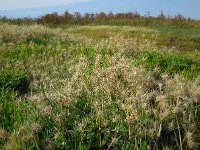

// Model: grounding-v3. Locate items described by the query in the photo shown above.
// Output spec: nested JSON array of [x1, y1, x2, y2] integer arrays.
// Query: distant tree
[[83, 13, 91, 19], [133, 11, 140, 18], [74, 12, 82, 20], [90, 13, 95, 19], [64, 10, 73, 23], [96, 12, 107, 19], [158, 11, 165, 20], [145, 12, 151, 18], [108, 11, 114, 19], [174, 13, 186, 21]]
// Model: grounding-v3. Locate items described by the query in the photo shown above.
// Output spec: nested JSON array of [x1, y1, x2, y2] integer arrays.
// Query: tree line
[[0, 11, 199, 27], [39, 11, 191, 26]]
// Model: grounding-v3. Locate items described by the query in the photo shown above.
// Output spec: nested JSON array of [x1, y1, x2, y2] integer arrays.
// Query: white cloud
[[0, 0, 93, 10]]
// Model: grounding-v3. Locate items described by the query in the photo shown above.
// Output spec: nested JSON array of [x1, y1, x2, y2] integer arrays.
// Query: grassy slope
[[0, 23, 200, 149]]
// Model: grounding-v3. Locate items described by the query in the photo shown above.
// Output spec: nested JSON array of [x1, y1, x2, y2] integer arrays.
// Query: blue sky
[[0, 0, 200, 19]]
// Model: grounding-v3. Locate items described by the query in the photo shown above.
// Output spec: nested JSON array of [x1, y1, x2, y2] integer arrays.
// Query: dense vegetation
[[0, 16, 200, 150], [1, 11, 200, 28]]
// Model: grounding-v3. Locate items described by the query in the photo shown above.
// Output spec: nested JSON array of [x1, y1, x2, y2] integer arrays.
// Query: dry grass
[[0, 23, 200, 149]]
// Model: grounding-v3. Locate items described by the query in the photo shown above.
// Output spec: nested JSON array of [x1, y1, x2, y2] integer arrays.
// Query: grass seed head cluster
[[0, 23, 200, 149]]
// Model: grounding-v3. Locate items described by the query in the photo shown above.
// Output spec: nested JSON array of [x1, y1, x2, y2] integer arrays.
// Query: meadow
[[0, 22, 200, 149]]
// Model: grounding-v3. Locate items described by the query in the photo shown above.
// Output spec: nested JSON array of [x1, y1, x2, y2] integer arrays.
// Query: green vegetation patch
[[26, 37, 48, 46], [0, 69, 31, 147], [0, 89, 26, 132], [0, 69, 31, 94], [136, 51, 200, 79]]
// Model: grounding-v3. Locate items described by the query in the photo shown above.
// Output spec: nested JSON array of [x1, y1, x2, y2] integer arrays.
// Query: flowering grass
[[0, 23, 200, 149]]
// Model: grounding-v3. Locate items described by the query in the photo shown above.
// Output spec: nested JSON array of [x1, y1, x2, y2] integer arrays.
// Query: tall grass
[[0, 23, 200, 149]]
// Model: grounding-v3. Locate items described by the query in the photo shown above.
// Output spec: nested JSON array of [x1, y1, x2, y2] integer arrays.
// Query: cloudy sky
[[0, 0, 200, 19]]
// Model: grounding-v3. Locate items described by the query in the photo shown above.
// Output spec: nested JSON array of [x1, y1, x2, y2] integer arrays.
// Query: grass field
[[0, 23, 200, 149]]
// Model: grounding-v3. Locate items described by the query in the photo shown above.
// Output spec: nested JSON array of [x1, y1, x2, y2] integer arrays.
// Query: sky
[[0, 0, 92, 10], [0, 0, 200, 19]]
